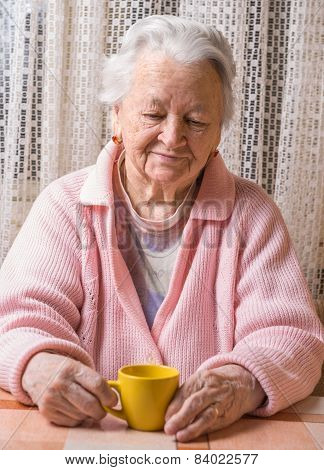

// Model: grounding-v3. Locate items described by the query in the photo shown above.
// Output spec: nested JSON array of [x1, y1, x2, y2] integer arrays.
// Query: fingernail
[[176, 431, 188, 442], [112, 391, 119, 405], [104, 390, 118, 407], [164, 421, 175, 434]]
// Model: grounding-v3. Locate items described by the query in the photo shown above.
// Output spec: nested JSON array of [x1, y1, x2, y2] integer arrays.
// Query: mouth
[[151, 152, 183, 162]]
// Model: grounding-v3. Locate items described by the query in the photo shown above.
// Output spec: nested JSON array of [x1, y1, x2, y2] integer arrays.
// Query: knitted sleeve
[[197, 180, 324, 416], [0, 174, 95, 405]]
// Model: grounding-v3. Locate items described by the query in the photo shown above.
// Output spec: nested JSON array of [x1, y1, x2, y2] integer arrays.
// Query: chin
[[147, 169, 182, 184]]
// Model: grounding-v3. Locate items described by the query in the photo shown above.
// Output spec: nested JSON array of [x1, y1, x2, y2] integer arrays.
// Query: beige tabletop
[[1, 389, 323, 450]]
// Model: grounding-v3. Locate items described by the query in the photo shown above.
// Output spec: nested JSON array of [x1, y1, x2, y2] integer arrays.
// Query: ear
[[113, 103, 120, 115], [111, 104, 122, 136]]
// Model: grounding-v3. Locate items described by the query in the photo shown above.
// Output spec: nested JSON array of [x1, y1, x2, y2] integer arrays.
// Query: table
[[1, 389, 323, 450]]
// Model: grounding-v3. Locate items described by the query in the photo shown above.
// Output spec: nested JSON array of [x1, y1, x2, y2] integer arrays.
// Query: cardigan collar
[[80, 138, 236, 221]]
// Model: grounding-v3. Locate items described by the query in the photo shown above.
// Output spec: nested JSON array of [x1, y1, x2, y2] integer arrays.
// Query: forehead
[[145, 95, 207, 113], [127, 51, 223, 110]]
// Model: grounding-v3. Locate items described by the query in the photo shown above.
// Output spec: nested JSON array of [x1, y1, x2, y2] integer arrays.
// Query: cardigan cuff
[[0, 331, 95, 405], [196, 350, 322, 417]]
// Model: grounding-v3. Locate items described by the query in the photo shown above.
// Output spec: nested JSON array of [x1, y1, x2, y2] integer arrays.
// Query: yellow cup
[[104, 364, 179, 431]]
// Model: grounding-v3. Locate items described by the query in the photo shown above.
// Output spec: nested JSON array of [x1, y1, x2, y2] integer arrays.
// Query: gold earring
[[112, 135, 123, 145]]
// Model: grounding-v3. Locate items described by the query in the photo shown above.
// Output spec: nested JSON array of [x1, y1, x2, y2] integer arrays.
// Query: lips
[[151, 152, 181, 159]]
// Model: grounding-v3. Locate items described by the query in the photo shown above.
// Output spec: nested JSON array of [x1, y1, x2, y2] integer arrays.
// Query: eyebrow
[[145, 96, 207, 114], [146, 97, 163, 108]]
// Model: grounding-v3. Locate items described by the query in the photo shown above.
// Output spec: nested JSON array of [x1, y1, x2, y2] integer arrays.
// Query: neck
[[120, 159, 195, 220]]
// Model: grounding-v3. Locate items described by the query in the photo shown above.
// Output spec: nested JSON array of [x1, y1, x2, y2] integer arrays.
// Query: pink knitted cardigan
[[0, 139, 323, 417]]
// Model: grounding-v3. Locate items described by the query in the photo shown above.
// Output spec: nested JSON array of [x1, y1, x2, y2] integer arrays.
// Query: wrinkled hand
[[164, 364, 265, 442], [22, 352, 118, 427]]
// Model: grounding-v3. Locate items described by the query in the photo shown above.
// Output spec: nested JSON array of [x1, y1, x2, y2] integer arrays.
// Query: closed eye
[[188, 119, 204, 125], [143, 114, 207, 128], [143, 114, 162, 119], [187, 120, 208, 129]]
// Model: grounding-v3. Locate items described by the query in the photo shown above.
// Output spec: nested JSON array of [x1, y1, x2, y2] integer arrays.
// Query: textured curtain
[[0, 0, 323, 323]]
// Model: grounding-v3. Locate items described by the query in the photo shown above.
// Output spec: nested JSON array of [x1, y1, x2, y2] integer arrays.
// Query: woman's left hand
[[164, 364, 265, 442]]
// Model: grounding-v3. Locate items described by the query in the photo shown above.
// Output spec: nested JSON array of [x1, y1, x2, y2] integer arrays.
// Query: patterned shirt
[[113, 150, 199, 328]]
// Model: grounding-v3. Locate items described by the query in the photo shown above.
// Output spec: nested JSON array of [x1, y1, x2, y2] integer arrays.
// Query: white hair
[[98, 15, 236, 127]]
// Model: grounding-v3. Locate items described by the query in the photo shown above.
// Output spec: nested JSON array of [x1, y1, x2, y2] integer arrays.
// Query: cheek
[[188, 137, 216, 166], [187, 135, 208, 155], [126, 124, 160, 152], [123, 131, 158, 164], [190, 126, 220, 152]]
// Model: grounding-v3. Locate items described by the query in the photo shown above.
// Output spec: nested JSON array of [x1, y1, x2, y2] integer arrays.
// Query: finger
[[164, 388, 217, 435], [38, 394, 87, 422], [73, 366, 118, 408], [56, 397, 89, 421], [81, 417, 95, 428], [61, 381, 107, 421], [165, 388, 185, 421], [175, 406, 220, 442], [47, 410, 84, 428], [165, 373, 205, 421]]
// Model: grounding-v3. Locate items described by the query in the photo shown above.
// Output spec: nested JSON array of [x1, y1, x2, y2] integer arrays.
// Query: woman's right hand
[[21, 351, 118, 427]]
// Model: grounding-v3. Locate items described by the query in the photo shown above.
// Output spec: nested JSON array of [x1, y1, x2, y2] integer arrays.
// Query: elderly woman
[[0, 15, 323, 443]]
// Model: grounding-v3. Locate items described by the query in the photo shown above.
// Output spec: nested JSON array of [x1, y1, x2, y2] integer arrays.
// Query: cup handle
[[103, 380, 127, 421]]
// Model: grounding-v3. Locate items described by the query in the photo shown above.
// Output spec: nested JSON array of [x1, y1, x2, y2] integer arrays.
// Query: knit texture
[[0, 139, 323, 418], [114, 149, 197, 329]]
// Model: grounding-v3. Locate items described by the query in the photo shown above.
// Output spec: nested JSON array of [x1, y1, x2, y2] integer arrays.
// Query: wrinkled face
[[113, 51, 224, 188]]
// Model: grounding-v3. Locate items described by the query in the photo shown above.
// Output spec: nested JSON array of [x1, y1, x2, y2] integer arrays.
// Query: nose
[[157, 116, 187, 149]]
